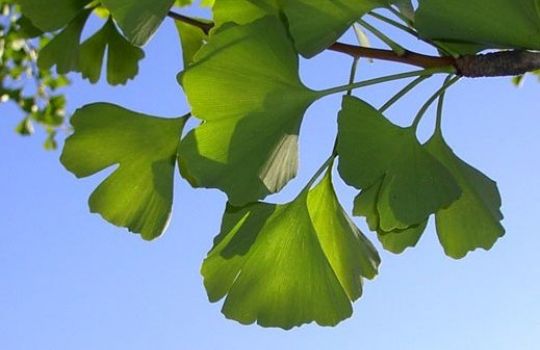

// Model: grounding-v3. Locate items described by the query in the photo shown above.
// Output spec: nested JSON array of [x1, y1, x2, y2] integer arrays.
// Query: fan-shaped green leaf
[[416, 0, 540, 50], [212, 0, 278, 28], [426, 132, 505, 258], [18, 0, 90, 32], [337, 95, 460, 231], [212, 0, 389, 57], [377, 223, 427, 254], [353, 179, 428, 253], [78, 19, 145, 85], [202, 171, 379, 329], [308, 171, 381, 286], [101, 0, 175, 46], [179, 16, 319, 206], [60, 104, 186, 240], [37, 10, 90, 74], [281, 0, 388, 57], [175, 20, 208, 67]]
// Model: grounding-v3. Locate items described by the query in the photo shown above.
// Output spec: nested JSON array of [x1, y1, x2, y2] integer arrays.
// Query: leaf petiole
[[302, 154, 336, 194], [379, 75, 431, 112], [411, 75, 460, 130], [368, 11, 418, 38], [347, 56, 361, 96], [319, 67, 454, 97], [434, 76, 453, 134]]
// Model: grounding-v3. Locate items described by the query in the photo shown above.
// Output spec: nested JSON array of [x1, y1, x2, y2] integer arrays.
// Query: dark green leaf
[[37, 10, 90, 74], [337, 95, 461, 231], [416, 0, 540, 50], [18, 0, 90, 32], [78, 19, 145, 85], [353, 179, 428, 253], [212, 0, 389, 57], [281, 0, 388, 57], [425, 132, 505, 258], [101, 0, 175, 46]]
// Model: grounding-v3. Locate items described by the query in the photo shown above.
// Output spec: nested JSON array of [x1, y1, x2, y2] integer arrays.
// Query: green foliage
[[18, 0, 144, 85], [337, 96, 461, 231], [4, 0, 533, 329], [61, 103, 186, 240], [202, 170, 379, 329], [101, 0, 174, 46], [179, 17, 319, 205], [416, 0, 540, 51], [0, 2, 70, 148]]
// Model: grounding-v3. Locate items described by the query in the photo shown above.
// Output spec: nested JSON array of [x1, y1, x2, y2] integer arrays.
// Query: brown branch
[[328, 42, 455, 69], [167, 10, 540, 77]]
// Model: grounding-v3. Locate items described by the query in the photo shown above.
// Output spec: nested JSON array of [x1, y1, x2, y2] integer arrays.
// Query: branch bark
[[168, 11, 540, 78]]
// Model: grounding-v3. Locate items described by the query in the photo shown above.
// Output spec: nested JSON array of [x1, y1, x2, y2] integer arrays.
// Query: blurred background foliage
[[1, 1, 69, 149]]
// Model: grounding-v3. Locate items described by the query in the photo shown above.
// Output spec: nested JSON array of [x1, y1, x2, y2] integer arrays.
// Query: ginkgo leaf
[[175, 20, 208, 67], [212, 0, 388, 58], [425, 132, 505, 259], [212, 0, 278, 28], [101, 0, 175, 46], [337, 95, 461, 231], [353, 179, 384, 232], [281, 0, 388, 57], [37, 10, 91, 74], [308, 170, 381, 286], [60, 103, 186, 240], [353, 179, 428, 254], [78, 19, 145, 85], [377, 223, 428, 254], [202, 170, 380, 329], [179, 16, 319, 206], [352, 129, 505, 258], [18, 0, 90, 32], [416, 0, 540, 51]]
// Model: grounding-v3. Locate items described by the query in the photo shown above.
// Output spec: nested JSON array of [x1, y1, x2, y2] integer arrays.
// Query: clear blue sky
[[1, 4, 540, 349]]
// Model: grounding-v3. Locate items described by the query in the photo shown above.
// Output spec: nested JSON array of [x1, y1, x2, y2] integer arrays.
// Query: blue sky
[[1, 4, 540, 349]]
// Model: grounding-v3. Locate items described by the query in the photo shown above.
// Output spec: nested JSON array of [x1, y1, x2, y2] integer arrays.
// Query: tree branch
[[329, 42, 454, 69], [167, 10, 540, 77], [455, 50, 540, 77]]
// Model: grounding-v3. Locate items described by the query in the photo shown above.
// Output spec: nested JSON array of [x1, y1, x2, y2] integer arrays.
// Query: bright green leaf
[[212, 0, 278, 28], [308, 170, 381, 287], [425, 132, 505, 258], [175, 20, 207, 67], [60, 103, 186, 240], [337, 95, 460, 231], [202, 171, 379, 329], [101, 0, 175, 46], [179, 17, 318, 206], [416, 0, 540, 50]]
